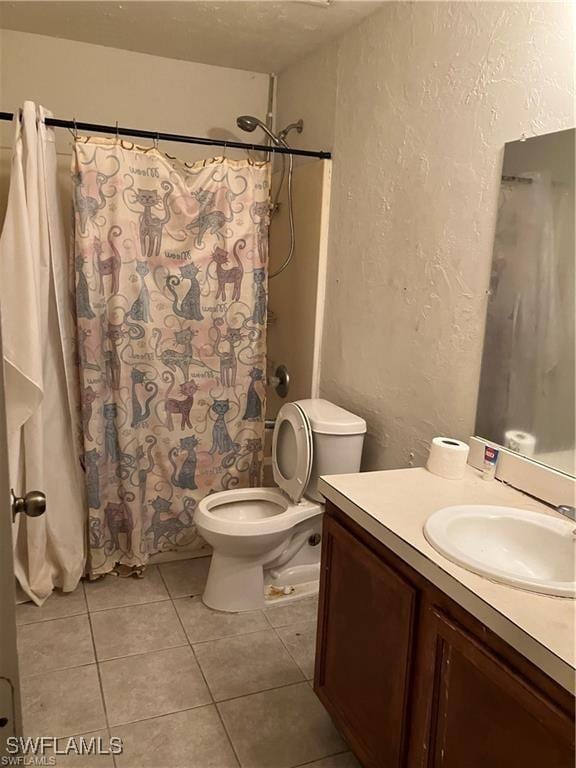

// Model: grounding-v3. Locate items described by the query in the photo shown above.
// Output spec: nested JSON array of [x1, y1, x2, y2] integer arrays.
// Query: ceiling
[[0, 1, 382, 73]]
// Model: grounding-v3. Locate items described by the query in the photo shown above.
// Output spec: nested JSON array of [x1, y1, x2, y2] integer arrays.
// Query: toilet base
[[202, 551, 267, 613], [200, 515, 323, 613], [202, 550, 321, 613], [264, 563, 320, 607]]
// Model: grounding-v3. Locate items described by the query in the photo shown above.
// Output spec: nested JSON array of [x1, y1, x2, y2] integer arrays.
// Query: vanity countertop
[[318, 466, 576, 694]]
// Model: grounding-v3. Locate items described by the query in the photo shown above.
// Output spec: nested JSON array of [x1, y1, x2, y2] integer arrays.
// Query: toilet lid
[[272, 402, 313, 503]]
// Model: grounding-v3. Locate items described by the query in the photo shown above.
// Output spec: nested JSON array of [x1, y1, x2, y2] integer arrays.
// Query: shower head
[[236, 115, 264, 134], [236, 115, 287, 147]]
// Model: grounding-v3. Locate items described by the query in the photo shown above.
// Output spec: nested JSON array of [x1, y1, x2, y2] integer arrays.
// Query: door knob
[[11, 490, 46, 521]]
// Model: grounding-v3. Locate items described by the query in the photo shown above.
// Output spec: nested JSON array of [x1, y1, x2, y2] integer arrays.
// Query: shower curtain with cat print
[[72, 137, 270, 576]]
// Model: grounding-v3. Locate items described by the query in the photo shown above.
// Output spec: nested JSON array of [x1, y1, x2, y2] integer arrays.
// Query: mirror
[[476, 129, 575, 476]]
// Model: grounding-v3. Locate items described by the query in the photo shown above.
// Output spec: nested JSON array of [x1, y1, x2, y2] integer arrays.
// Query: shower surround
[[72, 137, 270, 576]]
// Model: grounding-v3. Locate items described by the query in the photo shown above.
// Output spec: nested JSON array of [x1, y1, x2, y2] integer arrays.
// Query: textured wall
[[275, 42, 339, 154], [277, 2, 575, 470], [0, 30, 269, 222]]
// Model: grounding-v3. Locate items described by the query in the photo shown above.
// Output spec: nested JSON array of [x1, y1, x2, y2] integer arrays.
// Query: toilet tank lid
[[295, 399, 367, 436]]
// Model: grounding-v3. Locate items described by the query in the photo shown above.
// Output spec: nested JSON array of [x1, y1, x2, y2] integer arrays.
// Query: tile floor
[[17, 557, 359, 768]]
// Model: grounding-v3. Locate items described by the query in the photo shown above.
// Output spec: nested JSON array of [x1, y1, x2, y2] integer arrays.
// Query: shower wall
[[0, 30, 270, 222], [267, 158, 331, 418]]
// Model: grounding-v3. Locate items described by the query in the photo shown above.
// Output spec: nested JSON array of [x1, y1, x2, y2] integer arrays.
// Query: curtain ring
[[153, 132, 159, 150], [115, 121, 119, 141], [222, 140, 228, 161], [68, 117, 79, 141]]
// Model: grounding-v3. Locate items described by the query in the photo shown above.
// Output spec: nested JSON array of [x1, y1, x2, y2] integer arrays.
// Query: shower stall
[[0, 101, 332, 587], [236, 114, 332, 480]]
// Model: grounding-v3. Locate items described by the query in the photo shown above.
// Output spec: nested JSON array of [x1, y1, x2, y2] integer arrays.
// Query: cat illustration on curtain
[[212, 238, 246, 302], [84, 448, 102, 509], [75, 255, 96, 319], [145, 496, 195, 551], [114, 435, 157, 512], [212, 319, 243, 387], [243, 368, 263, 421], [73, 137, 269, 577], [161, 372, 198, 431], [104, 487, 135, 554], [102, 319, 124, 391], [186, 187, 234, 247], [250, 201, 270, 264], [165, 263, 204, 321], [73, 155, 119, 235], [130, 368, 158, 427], [152, 328, 203, 381], [82, 386, 98, 441], [169, 435, 199, 490], [103, 403, 120, 463], [95, 225, 122, 295], [122, 179, 173, 258], [252, 268, 267, 324], [133, 436, 157, 510], [129, 261, 152, 322], [209, 399, 240, 455]]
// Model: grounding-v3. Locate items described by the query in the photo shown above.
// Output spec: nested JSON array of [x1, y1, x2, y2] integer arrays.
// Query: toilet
[[195, 398, 367, 612]]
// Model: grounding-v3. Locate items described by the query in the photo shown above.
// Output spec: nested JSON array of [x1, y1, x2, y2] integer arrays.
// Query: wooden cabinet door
[[425, 610, 575, 768], [314, 514, 418, 768]]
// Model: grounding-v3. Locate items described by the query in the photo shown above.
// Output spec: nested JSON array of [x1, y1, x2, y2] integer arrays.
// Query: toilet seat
[[195, 487, 322, 537], [272, 401, 313, 503], [195, 403, 319, 540]]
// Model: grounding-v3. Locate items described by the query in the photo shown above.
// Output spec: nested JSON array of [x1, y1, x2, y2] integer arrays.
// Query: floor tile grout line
[[91, 567, 215, 762], [212, 704, 243, 768], [291, 748, 351, 768], [273, 620, 313, 680], [103, 699, 220, 731], [271, 624, 312, 680], [158, 567, 215, 708], [159, 566, 244, 768], [15, 578, 89, 627], [166, 585, 305, 703], [85, 589, 207, 613], [188, 623, 283, 648], [85, 606, 115, 736], [95, 642, 191, 665], [214, 678, 342, 768], [95, 643, 194, 667], [20, 660, 101, 681], [101, 687, 321, 732], [86, 574, 172, 768], [16, 609, 88, 627], [214, 678, 310, 707], [85, 595, 174, 614]]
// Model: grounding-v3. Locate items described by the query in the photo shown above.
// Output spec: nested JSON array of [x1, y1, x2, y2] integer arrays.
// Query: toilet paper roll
[[504, 430, 536, 457], [426, 437, 470, 480]]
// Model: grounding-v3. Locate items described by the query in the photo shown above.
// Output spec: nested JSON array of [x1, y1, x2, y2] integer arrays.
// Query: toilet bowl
[[195, 399, 366, 612]]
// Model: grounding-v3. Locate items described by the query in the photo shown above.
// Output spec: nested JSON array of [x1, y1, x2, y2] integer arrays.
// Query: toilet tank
[[296, 399, 367, 502]]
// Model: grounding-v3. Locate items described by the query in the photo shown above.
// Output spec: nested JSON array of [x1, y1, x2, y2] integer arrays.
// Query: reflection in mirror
[[476, 129, 575, 477]]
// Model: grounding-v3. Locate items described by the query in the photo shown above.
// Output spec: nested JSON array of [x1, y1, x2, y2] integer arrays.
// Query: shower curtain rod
[[0, 111, 331, 159]]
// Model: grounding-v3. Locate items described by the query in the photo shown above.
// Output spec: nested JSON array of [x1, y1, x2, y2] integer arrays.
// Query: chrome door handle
[[11, 489, 46, 521]]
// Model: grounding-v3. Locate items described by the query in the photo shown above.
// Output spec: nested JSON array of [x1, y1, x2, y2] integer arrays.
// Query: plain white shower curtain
[[0, 101, 86, 604]]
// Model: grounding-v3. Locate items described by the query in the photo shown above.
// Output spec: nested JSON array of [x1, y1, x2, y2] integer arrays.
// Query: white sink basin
[[424, 505, 576, 598]]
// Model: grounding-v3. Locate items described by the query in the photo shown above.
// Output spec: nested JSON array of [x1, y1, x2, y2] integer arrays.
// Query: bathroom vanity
[[314, 468, 575, 768]]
